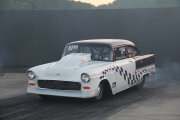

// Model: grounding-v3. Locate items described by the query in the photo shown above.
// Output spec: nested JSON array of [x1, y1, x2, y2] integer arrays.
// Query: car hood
[[31, 53, 112, 81]]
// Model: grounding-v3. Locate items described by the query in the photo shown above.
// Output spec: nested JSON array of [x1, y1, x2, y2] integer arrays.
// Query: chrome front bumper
[[27, 86, 97, 98]]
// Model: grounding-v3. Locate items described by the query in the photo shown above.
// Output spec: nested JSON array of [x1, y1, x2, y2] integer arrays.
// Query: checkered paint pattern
[[100, 66, 142, 86]]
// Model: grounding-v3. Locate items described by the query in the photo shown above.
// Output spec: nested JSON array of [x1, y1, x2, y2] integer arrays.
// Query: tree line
[[0, 0, 179, 10]]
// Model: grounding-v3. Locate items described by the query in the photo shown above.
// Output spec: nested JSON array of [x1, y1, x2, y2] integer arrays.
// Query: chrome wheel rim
[[96, 85, 101, 97]]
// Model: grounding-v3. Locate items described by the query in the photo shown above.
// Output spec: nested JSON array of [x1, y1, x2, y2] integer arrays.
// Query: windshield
[[62, 44, 113, 61]]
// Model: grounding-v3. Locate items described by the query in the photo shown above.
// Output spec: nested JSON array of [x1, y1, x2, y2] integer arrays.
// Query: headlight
[[27, 71, 36, 80], [81, 73, 90, 83]]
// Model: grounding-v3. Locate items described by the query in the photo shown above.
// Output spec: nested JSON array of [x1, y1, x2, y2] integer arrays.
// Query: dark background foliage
[[0, 7, 179, 68], [0, 0, 179, 68], [0, 0, 179, 10]]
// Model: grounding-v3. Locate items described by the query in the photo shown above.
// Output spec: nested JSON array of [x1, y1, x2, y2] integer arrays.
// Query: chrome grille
[[38, 80, 81, 91]]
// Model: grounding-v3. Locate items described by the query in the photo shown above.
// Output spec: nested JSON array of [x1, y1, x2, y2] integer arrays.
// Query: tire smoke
[[147, 62, 180, 87]]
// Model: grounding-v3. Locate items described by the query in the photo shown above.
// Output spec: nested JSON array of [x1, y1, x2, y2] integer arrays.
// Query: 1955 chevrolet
[[27, 39, 155, 100]]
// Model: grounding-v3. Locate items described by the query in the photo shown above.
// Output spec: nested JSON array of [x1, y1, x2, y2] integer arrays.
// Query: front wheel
[[93, 83, 104, 101]]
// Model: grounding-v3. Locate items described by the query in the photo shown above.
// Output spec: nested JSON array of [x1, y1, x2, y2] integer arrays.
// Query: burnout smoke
[[147, 62, 180, 87]]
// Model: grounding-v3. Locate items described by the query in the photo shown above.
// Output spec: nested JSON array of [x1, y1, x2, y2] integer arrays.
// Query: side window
[[126, 46, 138, 58], [79, 46, 91, 54], [114, 47, 127, 60]]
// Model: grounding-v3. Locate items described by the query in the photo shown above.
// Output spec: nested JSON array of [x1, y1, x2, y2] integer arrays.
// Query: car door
[[113, 46, 136, 93]]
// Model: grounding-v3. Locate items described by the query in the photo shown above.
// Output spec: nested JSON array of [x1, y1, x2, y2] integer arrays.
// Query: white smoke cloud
[[157, 62, 180, 79], [147, 62, 180, 87], [71, 0, 116, 7]]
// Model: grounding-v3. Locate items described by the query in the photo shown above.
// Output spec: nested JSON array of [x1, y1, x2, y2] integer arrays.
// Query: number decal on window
[[68, 45, 78, 51]]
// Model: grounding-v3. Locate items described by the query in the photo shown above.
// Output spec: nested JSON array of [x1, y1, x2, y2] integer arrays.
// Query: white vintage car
[[27, 39, 155, 100]]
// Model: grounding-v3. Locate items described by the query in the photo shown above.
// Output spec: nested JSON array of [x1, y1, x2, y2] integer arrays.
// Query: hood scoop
[[57, 53, 92, 68]]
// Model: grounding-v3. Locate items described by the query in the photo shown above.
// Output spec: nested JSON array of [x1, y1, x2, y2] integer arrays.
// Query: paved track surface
[[0, 72, 180, 120]]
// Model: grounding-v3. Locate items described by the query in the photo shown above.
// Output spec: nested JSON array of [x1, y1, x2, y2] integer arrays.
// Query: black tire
[[39, 94, 50, 99], [135, 75, 146, 89], [93, 83, 104, 101]]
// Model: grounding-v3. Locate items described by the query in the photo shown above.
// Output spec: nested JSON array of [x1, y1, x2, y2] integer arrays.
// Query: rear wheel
[[135, 75, 147, 89]]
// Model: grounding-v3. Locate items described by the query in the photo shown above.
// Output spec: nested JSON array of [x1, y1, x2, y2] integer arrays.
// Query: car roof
[[67, 39, 135, 48]]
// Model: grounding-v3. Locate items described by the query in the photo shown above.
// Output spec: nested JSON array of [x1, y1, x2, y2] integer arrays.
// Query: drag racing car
[[27, 39, 156, 100]]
